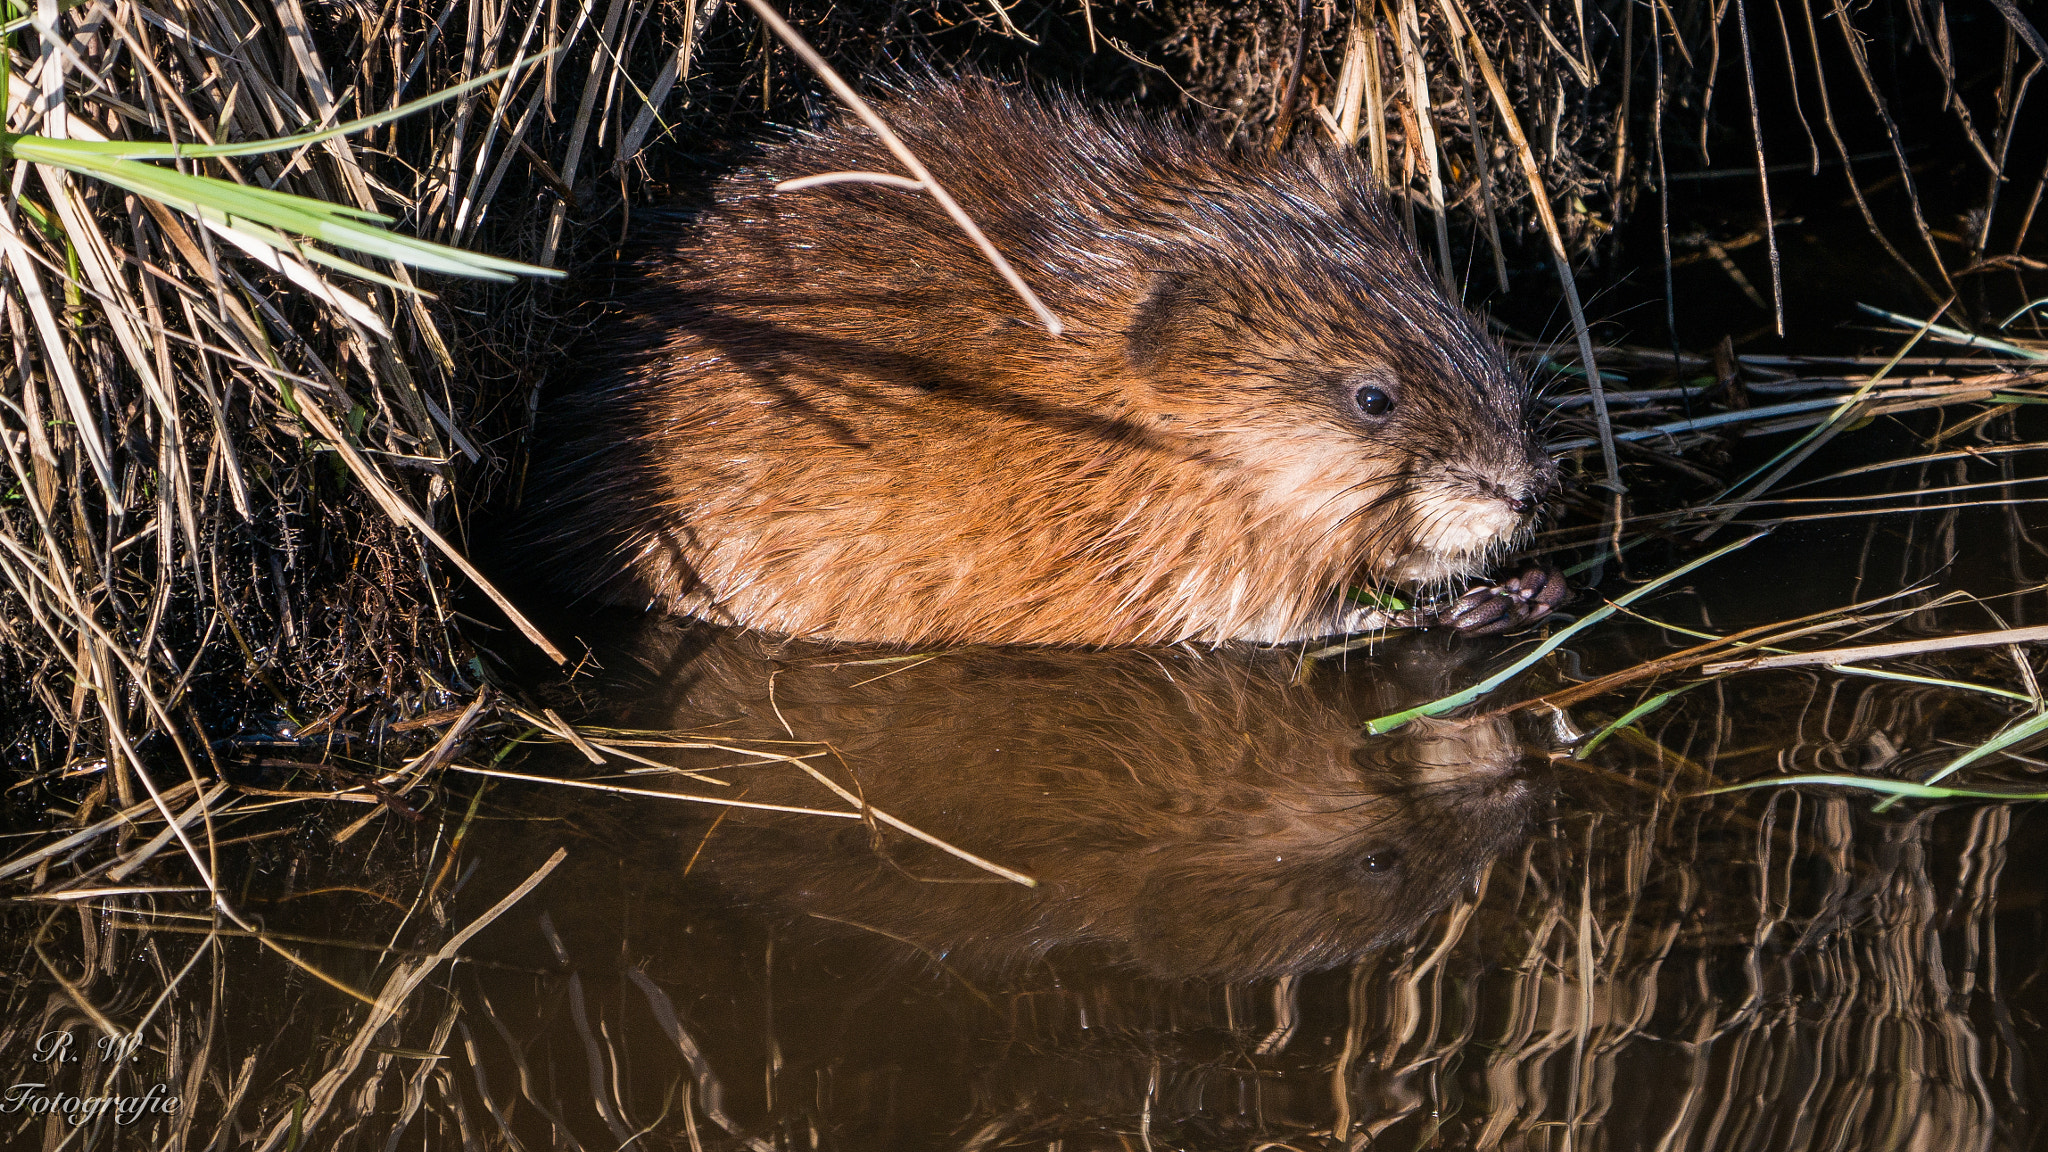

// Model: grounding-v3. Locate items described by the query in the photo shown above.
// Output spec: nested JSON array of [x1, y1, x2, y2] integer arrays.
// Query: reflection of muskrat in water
[[605, 625, 1543, 979], [530, 78, 1562, 646]]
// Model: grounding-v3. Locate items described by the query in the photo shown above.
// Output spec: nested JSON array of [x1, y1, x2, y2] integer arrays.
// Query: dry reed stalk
[[1395, 0, 1456, 296], [736, 0, 1062, 336], [1702, 622, 2048, 673]]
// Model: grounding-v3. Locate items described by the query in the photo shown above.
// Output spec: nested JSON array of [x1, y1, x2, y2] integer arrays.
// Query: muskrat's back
[[528, 78, 1555, 646]]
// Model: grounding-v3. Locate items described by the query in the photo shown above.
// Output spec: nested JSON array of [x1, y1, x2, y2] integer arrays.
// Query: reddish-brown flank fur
[[529, 78, 1555, 646]]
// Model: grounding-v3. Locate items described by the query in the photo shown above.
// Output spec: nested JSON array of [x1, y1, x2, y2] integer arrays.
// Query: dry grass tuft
[[0, 0, 707, 804]]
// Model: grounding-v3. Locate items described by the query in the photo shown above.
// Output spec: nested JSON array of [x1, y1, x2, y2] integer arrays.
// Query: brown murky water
[[429, 541, 2047, 1152]]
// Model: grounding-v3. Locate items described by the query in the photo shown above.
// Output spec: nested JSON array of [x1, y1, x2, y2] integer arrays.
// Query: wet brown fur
[[530, 78, 1554, 646]]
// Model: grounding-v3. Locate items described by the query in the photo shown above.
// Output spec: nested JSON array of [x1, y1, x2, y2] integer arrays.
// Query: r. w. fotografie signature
[[4, 1029, 182, 1127]]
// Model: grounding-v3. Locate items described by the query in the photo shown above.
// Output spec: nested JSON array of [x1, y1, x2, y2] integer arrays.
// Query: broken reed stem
[[1499, 586, 1956, 725], [1732, 0, 1786, 334], [1702, 624, 2048, 674], [1436, 0, 1624, 497], [448, 763, 1036, 885], [294, 393, 567, 664], [735, 0, 1064, 338], [1267, 0, 1314, 154], [1331, 13, 1372, 146], [1396, 0, 1457, 298]]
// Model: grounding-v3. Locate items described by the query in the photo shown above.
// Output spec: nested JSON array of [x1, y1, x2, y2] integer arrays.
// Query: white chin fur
[[1385, 486, 1524, 583], [1385, 550, 1482, 584]]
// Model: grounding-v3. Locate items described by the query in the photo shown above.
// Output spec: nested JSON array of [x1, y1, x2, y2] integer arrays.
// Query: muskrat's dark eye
[[1353, 384, 1395, 417], [1355, 849, 1402, 876]]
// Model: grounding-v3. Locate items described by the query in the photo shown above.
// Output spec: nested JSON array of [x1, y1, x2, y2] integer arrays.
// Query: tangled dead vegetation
[[0, 0, 2043, 817]]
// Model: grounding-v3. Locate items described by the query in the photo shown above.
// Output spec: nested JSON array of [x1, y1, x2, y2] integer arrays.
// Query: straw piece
[[1702, 624, 2048, 675]]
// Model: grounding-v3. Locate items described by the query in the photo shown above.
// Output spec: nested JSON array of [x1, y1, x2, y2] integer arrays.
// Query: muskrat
[[528, 77, 1563, 647]]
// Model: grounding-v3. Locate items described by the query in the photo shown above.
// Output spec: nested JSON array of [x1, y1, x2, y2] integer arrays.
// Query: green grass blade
[[1856, 303, 2048, 360], [296, 246, 427, 294], [5, 141, 558, 281], [1364, 531, 1769, 735], [1833, 665, 2035, 704], [1697, 774, 2048, 801], [1919, 709, 2048, 788], [1710, 304, 1946, 500], [1579, 682, 1700, 755]]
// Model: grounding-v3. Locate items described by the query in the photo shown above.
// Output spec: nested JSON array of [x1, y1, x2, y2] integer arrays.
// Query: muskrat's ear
[[1125, 272, 1222, 375]]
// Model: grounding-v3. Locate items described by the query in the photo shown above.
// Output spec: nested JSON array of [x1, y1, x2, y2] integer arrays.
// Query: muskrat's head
[[1105, 139, 1558, 589]]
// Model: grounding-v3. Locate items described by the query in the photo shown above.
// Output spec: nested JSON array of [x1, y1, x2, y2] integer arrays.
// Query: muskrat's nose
[[1507, 494, 1535, 516]]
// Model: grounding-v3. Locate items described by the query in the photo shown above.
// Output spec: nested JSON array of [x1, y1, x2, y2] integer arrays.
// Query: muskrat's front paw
[[1440, 564, 1569, 635], [1334, 602, 1403, 634]]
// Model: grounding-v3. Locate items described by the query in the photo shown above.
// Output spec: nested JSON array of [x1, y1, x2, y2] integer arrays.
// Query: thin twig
[[735, 0, 1062, 337]]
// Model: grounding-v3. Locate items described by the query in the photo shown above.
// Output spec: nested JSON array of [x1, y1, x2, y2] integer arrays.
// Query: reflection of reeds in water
[[0, 632, 2040, 1149], [1446, 669, 2028, 1148], [927, 680, 2033, 1149], [1334, 802, 2025, 1149]]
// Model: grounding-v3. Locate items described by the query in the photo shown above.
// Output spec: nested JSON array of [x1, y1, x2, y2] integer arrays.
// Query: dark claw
[[1522, 564, 1572, 616], [1440, 586, 1513, 632], [1445, 564, 1571, 636]]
